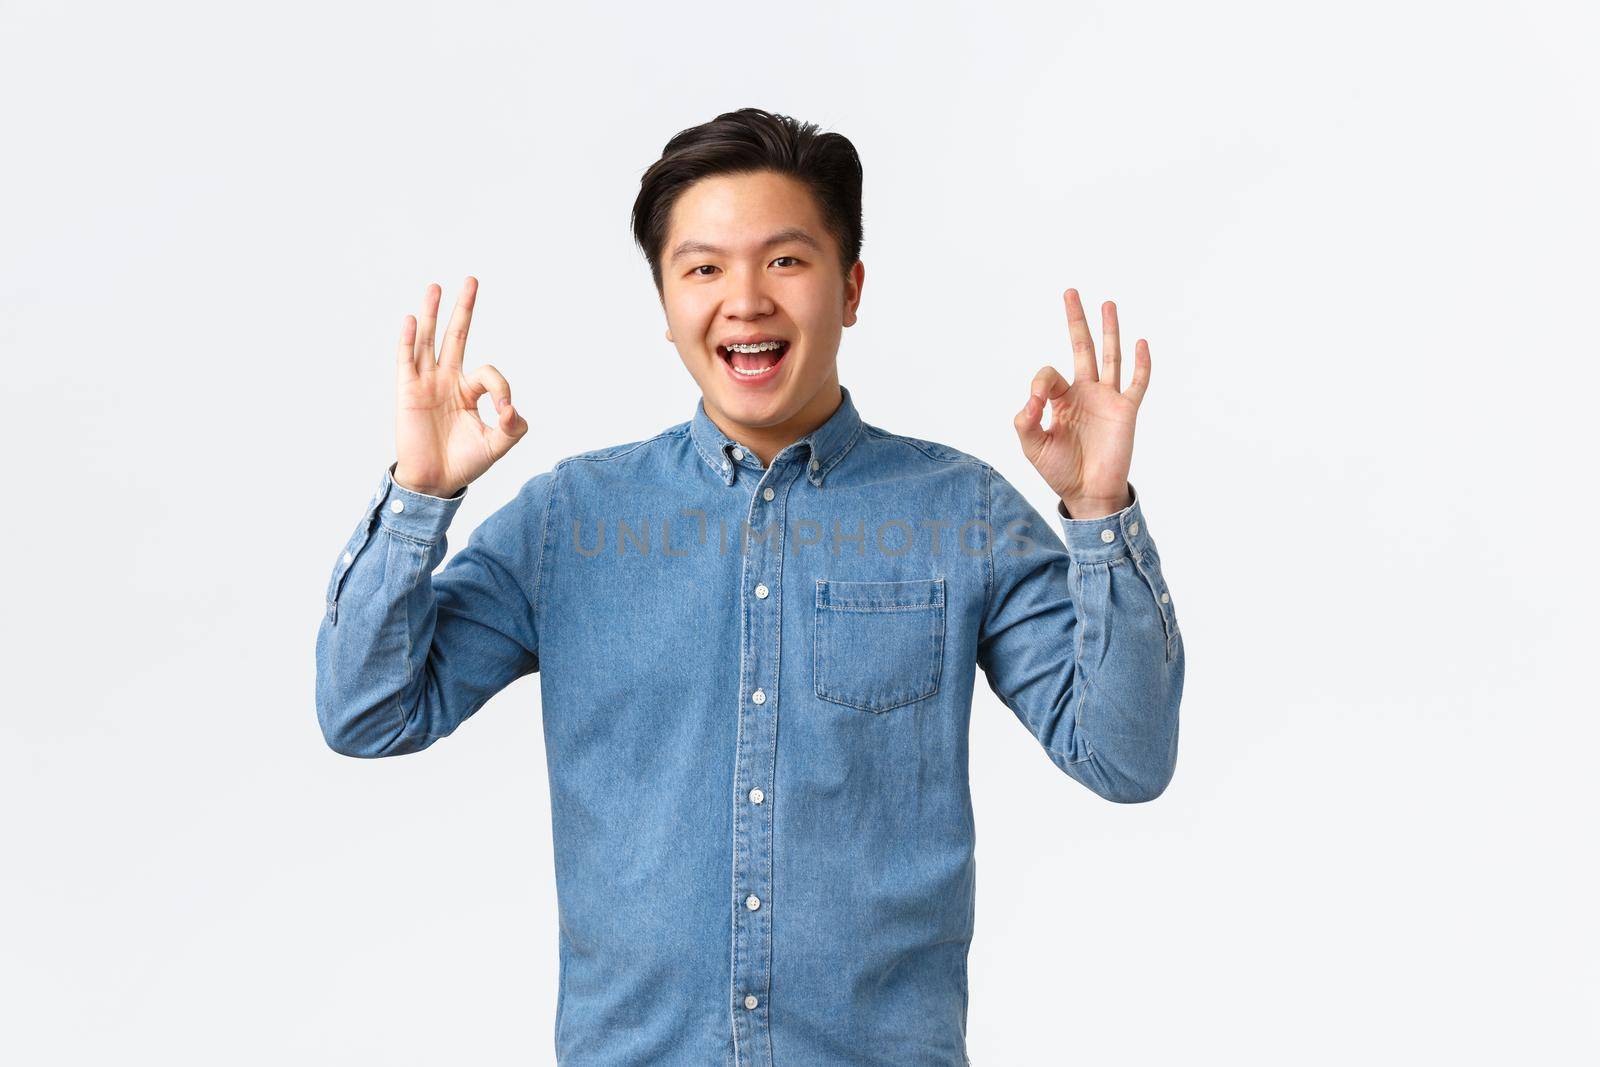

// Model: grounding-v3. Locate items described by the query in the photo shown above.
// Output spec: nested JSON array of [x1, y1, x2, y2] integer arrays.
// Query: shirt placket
[[728, 445, 799, 1067]]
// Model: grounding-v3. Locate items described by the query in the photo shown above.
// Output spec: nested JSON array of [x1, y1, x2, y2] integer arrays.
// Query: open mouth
[[718, 340, 791, 378]]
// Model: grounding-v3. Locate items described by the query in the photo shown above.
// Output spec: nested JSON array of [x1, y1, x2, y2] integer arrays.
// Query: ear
[[842, 260, 865, 328]]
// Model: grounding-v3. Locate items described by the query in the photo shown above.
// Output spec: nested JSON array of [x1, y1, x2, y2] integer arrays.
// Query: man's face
[[660, 169, 864, 441]]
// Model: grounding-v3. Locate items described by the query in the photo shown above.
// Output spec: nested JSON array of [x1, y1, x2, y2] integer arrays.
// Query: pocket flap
[[816, 577, 945, 612]]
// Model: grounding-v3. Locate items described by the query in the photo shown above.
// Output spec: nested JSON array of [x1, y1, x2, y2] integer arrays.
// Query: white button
[[746, 894, 761, 910], [1129, 521, 1140, 536], [391, 499, 405, 514], [762, 487, 775, 501], [744, 994, 759, 1010], [755, 583, 769, 599], [809, 457, 819, 471], [1160, 592, 1170, 603], [749, 788, 764, 803], [731, 446, 744, 460], [343, 551, 353, 564], [1099, 528, 1114, 543], [751, 688, 766, 705]]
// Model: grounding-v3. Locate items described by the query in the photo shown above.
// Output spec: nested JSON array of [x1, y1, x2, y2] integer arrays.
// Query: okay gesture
[[1014, 289, 1150, 519]]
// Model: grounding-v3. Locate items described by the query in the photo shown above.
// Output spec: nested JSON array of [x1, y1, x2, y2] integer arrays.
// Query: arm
[[979, 471, 1183, 802], [313, 460, 557, 758], [987, 287, 1183, 801], [314, 276, 540, 757]]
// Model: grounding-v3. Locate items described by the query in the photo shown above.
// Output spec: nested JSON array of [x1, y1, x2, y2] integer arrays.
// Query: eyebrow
[[669, 227, 823, 263]]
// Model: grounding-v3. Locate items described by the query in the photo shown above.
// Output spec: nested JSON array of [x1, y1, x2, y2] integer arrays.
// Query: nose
[[722, 265, 775, 320]]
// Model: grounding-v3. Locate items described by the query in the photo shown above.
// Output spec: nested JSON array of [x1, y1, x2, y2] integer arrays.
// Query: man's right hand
[[393, 276, 528, 498]]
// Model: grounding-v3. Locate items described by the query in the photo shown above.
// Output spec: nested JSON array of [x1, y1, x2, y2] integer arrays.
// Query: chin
[[713, 384, 796, 421]]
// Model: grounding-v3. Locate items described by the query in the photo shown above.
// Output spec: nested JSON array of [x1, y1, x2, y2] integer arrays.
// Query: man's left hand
[[1014, 288, 1151, 519]]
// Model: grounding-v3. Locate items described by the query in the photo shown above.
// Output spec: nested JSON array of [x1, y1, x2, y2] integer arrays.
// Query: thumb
[[1013, 390, 1048, 461], [487, 394, 529, 456]]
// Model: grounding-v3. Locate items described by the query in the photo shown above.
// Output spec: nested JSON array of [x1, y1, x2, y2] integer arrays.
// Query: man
[[315, 107, 1184, 1067]]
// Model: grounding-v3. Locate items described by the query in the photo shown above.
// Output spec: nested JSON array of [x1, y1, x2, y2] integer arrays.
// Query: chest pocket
[[814, 577, 946, 713]]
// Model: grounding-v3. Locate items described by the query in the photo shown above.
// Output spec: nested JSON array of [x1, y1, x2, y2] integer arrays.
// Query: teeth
[[726, 341, 785, 353]]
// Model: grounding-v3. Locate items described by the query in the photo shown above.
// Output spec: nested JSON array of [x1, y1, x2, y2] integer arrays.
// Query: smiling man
[[315, 107, 1185, 1067]]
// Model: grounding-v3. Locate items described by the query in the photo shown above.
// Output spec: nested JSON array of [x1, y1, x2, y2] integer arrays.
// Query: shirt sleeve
[[314, 460, 559, 758], [976, 468, 1184, 802]]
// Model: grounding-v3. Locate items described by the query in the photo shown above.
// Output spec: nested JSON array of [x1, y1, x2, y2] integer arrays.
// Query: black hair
[[631, 107, 864, 294]]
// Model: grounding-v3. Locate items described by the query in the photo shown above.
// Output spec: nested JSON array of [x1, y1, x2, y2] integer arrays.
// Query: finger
[[1102, 300, 1122, 392], [464, 363, 513, 416], [465, 365, 527, 456], [415, 282, 442, 370], [1028, 364, 1070, 422], [1124, 339, 1152, 407], [438, 276, 478, 374], [1063, 289, 1098, 384], [397, 314, 419, 385]]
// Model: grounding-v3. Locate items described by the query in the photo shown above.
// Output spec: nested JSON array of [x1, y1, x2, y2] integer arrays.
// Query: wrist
[[1059, 486, 1132, 520], [393, 466, 460, 499]]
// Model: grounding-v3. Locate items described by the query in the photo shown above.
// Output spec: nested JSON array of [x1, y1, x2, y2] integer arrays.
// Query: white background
[[2, 1, 1595, 1063]]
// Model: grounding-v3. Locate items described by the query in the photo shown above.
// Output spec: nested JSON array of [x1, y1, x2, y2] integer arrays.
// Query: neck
[[706, 374, 842, 467]]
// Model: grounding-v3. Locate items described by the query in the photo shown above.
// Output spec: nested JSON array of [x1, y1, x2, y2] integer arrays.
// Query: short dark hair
[[631, 107, 864, 294]]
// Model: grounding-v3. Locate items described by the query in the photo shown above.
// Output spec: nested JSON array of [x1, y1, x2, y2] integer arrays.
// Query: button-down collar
[[690, 384, 864, 488]]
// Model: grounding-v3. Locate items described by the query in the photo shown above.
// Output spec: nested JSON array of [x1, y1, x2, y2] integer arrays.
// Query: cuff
[[375, 461, 466, 544], [1056, 481, 1149, 563]]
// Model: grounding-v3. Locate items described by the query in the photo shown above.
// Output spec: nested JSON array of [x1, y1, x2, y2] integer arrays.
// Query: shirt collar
[[690, 384, 864, 488]]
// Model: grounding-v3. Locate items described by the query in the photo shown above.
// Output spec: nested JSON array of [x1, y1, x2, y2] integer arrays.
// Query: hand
[[1014, 289, 1150, 517], [393, 277, 528, 497]]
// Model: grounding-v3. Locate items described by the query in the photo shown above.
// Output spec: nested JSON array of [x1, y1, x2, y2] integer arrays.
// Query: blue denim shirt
[[315, 384, 1184, 1066]]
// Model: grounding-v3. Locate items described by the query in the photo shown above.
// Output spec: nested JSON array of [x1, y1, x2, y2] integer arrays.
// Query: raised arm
[[314, 277, 551, 758], [978, 289, 1184, 802]]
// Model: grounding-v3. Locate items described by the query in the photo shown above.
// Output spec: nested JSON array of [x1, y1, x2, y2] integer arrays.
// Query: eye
[[690, 256, 801, 277]]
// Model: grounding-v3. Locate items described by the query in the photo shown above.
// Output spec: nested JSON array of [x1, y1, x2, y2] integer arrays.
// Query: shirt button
[[1160, 592, 1170, 603], [751, 688, 766, 705], [744, 994, 759, 1010], [749, 788, 764, 804], [1099, 528, 1114, 543], [746, 894, 761, 910], [391, 499, 405, 514], [1129, 521, 1140, 536], [762, 486, 775, 501], [343, 551, 353, 564], [809, 457, 819, 471], [731, 446, 744, 461], [754, 583, 769, 599]]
